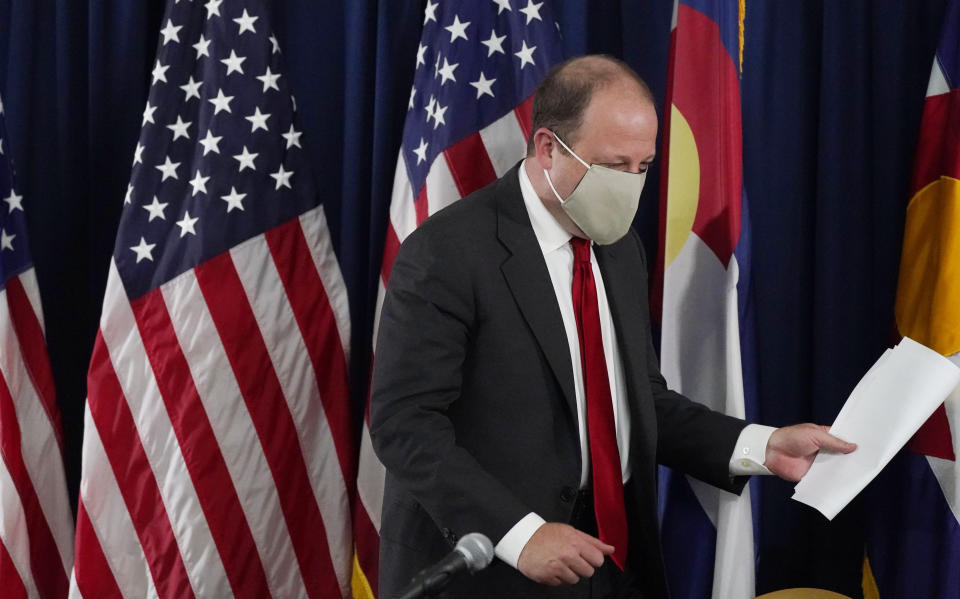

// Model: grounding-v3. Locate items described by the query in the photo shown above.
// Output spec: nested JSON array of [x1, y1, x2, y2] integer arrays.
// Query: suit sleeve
[[369, 224, 531, 544], [631, 231, 750, 494]]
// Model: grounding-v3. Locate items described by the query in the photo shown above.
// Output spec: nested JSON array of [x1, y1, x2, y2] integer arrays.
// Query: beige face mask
[[543, 133, 647, 245]]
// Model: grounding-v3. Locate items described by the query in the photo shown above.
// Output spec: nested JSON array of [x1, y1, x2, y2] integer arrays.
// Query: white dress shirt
[[493, 162, 775, 568]]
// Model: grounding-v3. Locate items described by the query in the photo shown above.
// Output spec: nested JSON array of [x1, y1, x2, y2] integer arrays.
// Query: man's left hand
[[765, 423, 856, 481]]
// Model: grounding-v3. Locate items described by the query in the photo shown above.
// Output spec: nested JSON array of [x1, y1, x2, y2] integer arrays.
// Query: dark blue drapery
[[0, 1, 946, 595]]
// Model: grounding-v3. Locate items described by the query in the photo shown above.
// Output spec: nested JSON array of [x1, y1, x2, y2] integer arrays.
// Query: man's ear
[[532, 128, 556, 171]]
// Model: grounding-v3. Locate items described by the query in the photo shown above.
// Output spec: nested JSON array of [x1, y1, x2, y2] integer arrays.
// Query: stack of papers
[[792, 337, 960, 520]]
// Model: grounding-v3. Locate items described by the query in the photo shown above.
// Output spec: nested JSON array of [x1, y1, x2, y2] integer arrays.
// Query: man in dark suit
[[370, 55, 854, 598]]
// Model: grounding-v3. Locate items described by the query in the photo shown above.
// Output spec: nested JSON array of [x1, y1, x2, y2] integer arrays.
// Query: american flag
[[353, 1, 563, 595], [0, 95, 75, 599], [69, 1, 355, 597]]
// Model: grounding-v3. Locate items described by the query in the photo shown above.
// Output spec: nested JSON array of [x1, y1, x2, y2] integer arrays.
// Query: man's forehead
[[584, 81, 656, 117], [580, 91, 657, 137]]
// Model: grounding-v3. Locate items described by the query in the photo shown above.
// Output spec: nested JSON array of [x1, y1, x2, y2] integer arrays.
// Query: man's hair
[[526, 55, 654, 155]]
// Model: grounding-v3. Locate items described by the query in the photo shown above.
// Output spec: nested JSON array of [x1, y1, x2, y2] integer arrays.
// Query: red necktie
[[570, 237, 628, 570]]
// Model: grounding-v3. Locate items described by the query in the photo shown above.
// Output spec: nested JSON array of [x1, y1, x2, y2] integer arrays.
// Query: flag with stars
[[0, 95, 75, 599], [70, 1, 355, 597], [352, 1, 563, 596]]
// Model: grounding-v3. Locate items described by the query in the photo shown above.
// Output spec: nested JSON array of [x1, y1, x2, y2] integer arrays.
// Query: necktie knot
[[570, 237, 591, 265]]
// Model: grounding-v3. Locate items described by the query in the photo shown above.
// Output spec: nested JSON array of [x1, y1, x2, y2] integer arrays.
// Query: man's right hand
[[516, 522, 615, 586]]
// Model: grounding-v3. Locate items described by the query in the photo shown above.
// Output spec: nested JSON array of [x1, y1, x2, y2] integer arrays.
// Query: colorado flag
[[865, 0, 960, 595], [656, 0, 756, 598]]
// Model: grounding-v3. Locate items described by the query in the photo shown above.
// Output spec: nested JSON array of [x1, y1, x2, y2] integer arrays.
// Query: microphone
[[392, 532, 494, 599]]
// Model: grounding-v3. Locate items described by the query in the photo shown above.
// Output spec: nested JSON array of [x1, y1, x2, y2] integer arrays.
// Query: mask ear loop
[[552, 133, 591, 169], [543, 168, 567, 204], [544, 132, 591, 205]]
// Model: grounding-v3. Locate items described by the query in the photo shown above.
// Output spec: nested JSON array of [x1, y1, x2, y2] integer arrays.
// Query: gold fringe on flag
[[862, 554, 880, 599], [351, 551, 376, 599], [738, 0, 746, 74]]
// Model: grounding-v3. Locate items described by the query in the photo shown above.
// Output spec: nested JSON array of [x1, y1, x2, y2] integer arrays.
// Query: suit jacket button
[[560, 487, 577, 503], [441, 527, 455, 542]]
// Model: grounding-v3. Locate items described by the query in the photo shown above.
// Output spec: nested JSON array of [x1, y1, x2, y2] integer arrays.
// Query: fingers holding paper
[[764, 423, 857, 482]]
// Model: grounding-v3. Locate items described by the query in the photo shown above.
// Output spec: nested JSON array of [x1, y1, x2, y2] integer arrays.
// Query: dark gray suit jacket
[[370, 164, 748, 599]]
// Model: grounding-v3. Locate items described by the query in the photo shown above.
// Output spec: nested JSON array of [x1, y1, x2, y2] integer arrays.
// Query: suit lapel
[[496, 167, 578, 421]]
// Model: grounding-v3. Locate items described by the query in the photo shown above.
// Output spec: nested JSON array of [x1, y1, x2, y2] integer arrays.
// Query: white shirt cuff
[[494, 512, 547, 568], [729, 424, 777, 475]]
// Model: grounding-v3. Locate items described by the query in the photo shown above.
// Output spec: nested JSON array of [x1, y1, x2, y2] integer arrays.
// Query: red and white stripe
[[353, 99, 534, 594], [69, 205, 354, 599], [0, 268, 75, 599]]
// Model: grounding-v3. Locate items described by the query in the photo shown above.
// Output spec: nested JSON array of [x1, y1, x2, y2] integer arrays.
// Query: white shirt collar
[[518, 159, 573, 255]]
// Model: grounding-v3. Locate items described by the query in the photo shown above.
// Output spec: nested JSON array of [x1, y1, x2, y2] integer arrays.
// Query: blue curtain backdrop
[[0, 1, 946, 595], [738, 1, 946, 594]]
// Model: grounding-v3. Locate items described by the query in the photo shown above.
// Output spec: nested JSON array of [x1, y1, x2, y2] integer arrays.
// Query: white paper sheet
[[792, 337, 960, 519]]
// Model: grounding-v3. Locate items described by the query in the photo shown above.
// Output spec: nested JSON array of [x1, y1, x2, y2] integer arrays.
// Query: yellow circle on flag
[[665, 103, 701, 269]]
